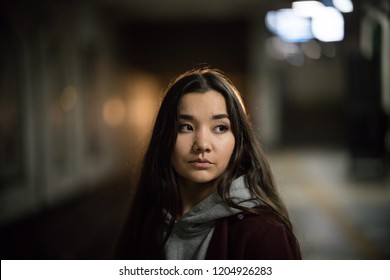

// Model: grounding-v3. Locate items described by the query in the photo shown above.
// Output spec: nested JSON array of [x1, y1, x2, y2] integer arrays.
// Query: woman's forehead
[[178, 90, 228, 115]]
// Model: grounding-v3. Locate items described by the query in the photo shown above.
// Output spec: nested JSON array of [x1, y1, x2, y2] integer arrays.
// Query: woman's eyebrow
[[178, 114, 193, 120], [212, 114, 229, 120], [178, 114, 229, 120]]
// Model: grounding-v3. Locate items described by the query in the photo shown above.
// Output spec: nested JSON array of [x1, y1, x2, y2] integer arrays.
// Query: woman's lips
[[189, 158, 212, 169]]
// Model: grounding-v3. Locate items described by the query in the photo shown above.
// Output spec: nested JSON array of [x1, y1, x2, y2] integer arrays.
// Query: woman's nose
[[192, 129, 211, 153]]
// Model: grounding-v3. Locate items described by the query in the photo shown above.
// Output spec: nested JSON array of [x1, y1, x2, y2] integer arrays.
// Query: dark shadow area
[[0, 175, 133, 259]]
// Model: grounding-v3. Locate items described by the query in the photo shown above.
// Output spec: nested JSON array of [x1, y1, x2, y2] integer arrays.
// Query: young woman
[[117, 68, 301, 260]]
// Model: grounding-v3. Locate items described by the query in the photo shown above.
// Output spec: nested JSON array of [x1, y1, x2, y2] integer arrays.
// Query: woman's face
[[171, 90, 235, 186]]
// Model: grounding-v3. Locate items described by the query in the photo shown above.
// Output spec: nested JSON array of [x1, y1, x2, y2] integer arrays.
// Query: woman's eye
[[215, 125, 229, 133], [179, 124, 193, 132]]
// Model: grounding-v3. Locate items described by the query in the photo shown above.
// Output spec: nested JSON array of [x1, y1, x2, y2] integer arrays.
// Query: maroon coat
[[206, 212, 301, 259]]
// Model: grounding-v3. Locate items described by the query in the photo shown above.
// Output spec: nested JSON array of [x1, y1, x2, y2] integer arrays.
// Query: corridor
[[1, 0, 389, 261]]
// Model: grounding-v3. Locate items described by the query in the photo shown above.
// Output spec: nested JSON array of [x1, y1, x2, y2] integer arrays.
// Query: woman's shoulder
[[207, 210, 301, 259]]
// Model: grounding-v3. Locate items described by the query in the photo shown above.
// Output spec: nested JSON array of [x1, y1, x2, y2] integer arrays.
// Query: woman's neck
[[179, 179, 218, 215]]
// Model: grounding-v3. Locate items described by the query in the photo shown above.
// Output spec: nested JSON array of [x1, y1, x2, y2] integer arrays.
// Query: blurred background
[[0, 0, 389, 259]]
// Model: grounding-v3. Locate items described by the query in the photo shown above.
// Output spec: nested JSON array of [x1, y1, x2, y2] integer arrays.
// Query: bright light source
[[265, 11, 278, 34], [265, 1, 347, 45], [311, 7, 344, 42], [332, 0, 353, 13], [292, 1, 325, 17], [265, 9, 313, 42]]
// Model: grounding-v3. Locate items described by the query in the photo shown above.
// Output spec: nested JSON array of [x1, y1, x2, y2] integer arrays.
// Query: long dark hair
[[117, 68, 300, 259]]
